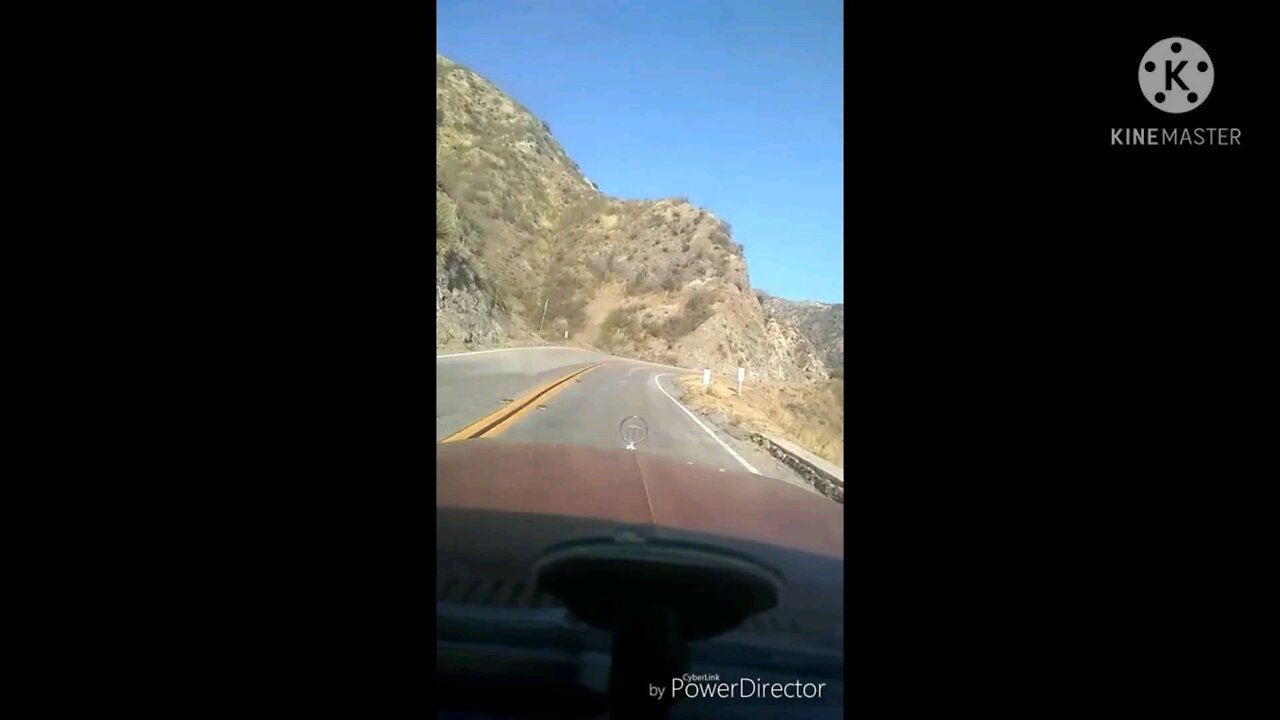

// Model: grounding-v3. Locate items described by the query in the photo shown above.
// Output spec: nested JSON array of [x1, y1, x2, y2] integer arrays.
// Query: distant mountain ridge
[[757, 291, 844, 373]]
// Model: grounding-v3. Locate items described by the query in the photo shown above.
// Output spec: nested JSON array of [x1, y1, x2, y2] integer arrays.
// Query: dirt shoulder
[[674, 375, 843, 467]]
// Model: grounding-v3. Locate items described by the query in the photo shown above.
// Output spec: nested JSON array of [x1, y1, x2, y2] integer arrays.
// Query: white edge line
[[653, 373, 760, 475]]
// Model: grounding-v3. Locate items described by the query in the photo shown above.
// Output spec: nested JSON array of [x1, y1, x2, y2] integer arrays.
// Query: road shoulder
[[661, 377, 822, 497]]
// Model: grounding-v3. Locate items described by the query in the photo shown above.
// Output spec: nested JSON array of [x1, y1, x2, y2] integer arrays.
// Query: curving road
[[436, 346, 802, 479]]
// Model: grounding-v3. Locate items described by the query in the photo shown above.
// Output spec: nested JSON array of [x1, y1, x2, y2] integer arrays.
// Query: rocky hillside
[[436, 178, 511, 347], [436, 54, 829, 381], [757, 293, 844, 374]]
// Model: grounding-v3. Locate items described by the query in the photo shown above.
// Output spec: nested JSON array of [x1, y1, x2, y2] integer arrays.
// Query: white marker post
[[703, 368, 711, 392], [737, 367, 745, 396], [564, 330, 568, 339]]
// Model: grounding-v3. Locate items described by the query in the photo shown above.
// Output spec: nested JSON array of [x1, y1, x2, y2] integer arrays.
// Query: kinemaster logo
[[1111, 36, 1241, 146]]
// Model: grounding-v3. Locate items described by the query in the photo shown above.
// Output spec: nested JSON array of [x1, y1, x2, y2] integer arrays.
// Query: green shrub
[[626, 267, 652, 294], [660, 291, 715, 339], [436, 193, 458, 245], [709, 227, 734, 252], [599, 307, 627, 336], [599, 306, 644, 348], [542, 264, 590, 335]]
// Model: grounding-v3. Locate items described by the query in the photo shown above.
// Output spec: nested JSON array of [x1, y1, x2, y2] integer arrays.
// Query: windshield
[[437, 1, 842, 716]]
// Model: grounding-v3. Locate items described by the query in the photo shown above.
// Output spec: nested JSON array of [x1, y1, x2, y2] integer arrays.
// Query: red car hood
[[437, 440, 843, 643], [437, 439, 842, 557]]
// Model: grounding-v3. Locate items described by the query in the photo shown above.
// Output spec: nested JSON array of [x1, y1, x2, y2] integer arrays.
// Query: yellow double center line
[[440, 362, 606, 442]]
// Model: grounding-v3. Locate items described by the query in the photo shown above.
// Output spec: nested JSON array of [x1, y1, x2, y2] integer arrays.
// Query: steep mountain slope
[[758, 293, 845, 373], [436, 178, 510, 347], [435, 54, 829, 381]]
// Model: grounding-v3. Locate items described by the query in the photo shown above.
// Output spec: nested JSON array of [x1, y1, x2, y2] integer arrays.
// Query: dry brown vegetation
[[596, 290, 718, 352], [675, 374, 844, 467]]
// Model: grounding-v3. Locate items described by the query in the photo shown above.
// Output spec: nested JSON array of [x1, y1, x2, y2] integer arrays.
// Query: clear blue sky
[[438, 0, 843, 304]]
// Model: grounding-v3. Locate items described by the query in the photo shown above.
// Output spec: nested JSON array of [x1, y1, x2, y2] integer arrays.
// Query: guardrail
[[750, 433, 844, 504]]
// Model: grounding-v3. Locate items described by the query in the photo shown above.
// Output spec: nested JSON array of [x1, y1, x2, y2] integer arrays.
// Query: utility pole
[[539, 298, 549, 335]]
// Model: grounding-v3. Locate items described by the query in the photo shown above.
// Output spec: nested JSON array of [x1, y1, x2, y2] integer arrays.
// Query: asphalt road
[[436, 346, 611, 440], [435, 346, 773, 476]]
